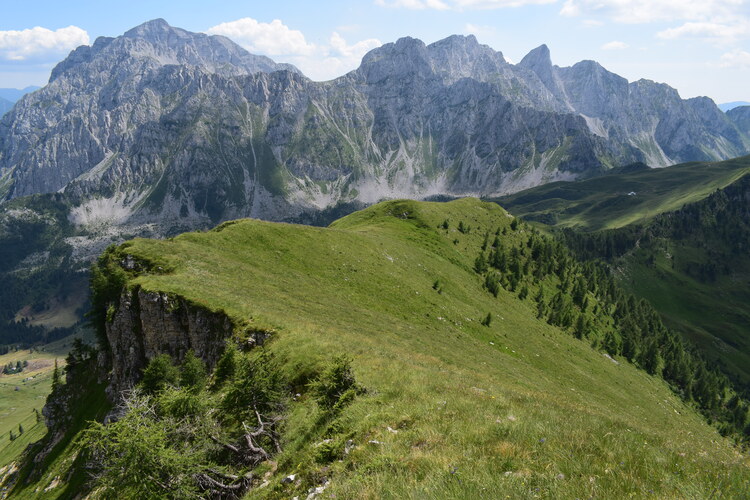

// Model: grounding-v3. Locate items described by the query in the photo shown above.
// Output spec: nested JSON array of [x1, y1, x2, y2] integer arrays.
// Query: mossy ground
[[92, 198, 750, 498]]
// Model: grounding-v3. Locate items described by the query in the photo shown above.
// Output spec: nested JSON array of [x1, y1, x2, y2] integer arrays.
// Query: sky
[[0, 0, 748, 103]]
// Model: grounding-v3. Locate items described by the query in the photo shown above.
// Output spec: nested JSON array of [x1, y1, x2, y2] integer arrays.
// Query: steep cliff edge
[[104, 288, 235, 396]]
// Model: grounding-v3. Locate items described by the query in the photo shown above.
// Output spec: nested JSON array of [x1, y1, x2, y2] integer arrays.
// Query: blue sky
[[1, 0, 748, 102]]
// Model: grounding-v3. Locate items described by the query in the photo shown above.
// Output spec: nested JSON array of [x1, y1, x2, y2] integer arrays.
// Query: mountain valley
[[0, 16, 749, 499]]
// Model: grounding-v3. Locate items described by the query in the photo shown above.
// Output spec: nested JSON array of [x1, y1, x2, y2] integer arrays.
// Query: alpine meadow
[[0, 4, 749, 499]]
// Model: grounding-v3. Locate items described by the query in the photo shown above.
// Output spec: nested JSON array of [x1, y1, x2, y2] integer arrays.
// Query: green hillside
[[496, 156, 750, 231], [559, 174, 750, 394], [0, 337, 70, 467], [6, 198, 747, 498], [497, 157, 750, 394]]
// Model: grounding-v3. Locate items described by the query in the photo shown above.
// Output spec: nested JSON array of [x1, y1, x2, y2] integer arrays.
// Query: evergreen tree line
[[2, 359, 28, 374], [557, 176, 750, 393], [0, 193, 82, 347], [561, 175, 750, 279], [472, 219, 750, 443]]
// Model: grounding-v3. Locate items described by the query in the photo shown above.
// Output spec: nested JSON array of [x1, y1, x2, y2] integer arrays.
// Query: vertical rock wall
[[105, 287, 234, 396]]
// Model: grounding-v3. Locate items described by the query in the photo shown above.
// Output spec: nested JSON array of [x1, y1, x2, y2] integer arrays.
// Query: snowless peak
[[429, 34, 479, 49], [124, 18, 176, 39], [519, 44, 552, 70], [428, 34, 504, 61]]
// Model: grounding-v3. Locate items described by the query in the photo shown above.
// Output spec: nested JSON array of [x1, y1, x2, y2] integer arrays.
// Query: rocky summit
[[0, 19, 748, 234]]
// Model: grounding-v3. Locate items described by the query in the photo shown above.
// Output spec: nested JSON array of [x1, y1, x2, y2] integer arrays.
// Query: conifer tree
[[51, 359, 61, 391], [474, 253, 488, 274]]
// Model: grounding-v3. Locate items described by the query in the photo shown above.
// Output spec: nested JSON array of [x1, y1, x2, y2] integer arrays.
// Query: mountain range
[[0, 19, 748, 239], [720, 101, 750, 112], [0, 86, 40, 103], [1, 19, 749, 496], [0, 97, 12, 118], [0, 86, 40, 118]]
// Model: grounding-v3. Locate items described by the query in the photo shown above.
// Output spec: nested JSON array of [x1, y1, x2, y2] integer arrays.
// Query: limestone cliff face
[[104, 288, 235, 395], [1, 20, 747, 236]]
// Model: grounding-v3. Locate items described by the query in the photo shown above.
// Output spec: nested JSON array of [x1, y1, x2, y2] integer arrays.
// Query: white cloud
[[376, 0, 554, 9], [206, 18, 381, 81], [657, 21, 750, 44], [719, 49, 750, 68], [601, 40, 629, 50], [207, 18, 316, 57], [0, 26, 89, 61], [559, 0, 747, 24], [329, 32, 381, 60], [375, 0, 450, 9], [581, 19, 603, 27], [297, 32, 382, 80], [561, 0, 750, 54], [455, 0, 555, 7], [464, 23, 496, 37]]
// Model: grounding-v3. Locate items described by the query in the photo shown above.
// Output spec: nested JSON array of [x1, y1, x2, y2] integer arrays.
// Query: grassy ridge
[[496, 156, 750, 231], [67, 198, 749, 498]]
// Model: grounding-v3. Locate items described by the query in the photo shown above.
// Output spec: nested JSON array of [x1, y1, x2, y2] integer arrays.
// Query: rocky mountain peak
[[123, 18, 175, 40], [49, 18, 299, 84], [356, 36, 431, 83], [356, 33, 508, 85], [519, 44, 551, 71], [426, 34, 507, 83], [427, 34, 487, 59]]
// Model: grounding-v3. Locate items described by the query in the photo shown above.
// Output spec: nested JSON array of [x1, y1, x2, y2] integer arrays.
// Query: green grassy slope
[[496, 156, 750, 231], [498, 157, 750, 393], [556, 174, 750, 394], [0, 336, 74, 466], [621, 247, 750, 392], [26, 198, 745, 498]]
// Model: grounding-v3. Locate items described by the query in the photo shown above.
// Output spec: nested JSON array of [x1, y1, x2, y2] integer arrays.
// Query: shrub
[[157, 387, 209, 419], [481, 313, 492, 327], [180, 350, 207, 391], [222, 349, 285, 418], [474, 253, 488, 274], [484, 272, 500, 297], [310, 355, 362, 412], [83, 391, 204, 498], [213, 342, 239, 387], [141, 354, 180, 395]]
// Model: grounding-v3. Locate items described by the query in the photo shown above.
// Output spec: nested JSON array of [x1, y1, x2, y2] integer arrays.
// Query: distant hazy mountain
[[0, 86, 40, 103], [0, 19, 747, 237], [719, 101, 750, 112], [0, 97, 12, 117], [727, 106, 750, 135]]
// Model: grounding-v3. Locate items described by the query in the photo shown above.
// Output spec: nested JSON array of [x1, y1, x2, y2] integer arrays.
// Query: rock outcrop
[[104, 287, 236, 395]]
